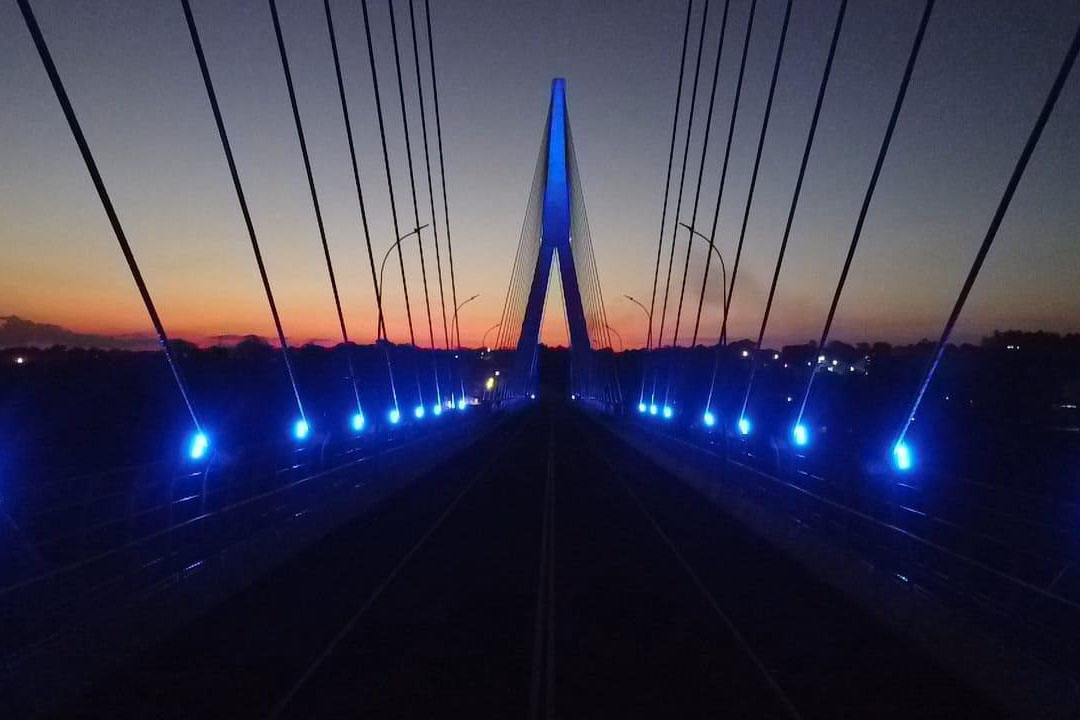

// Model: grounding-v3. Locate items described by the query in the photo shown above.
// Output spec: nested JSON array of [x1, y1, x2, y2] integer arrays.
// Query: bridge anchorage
[[496, 79, 621, 407]]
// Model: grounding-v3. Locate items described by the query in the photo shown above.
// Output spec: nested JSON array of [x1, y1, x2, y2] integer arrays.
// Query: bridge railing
[[0, 411, 490, 674], [616, 415, 1080, 679]]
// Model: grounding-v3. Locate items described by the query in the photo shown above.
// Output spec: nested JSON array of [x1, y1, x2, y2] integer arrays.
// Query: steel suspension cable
[[408, 0, 450, 349], [360, 0, 416, 346], [324, 0, 386, 341], [657, 0, 712, 350], [423, 0, 461, 348], [690, 0, 758, 348], [738, 0, 833, 422], [269, 0, 362, 417], [718, 0, 792, 348], [180, 0, 306, 423], [18, 0, 202, 434], [647, 0, 696, 351], [793, 0, 923, 428], [896, 17, 1080, 450], [672, 0, 731, 348], [324, 0, 399, 412], [387, 0, 437, 354]]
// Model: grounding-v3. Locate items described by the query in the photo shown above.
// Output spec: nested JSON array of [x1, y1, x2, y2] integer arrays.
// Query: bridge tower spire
[[512, 79, 592, 395]]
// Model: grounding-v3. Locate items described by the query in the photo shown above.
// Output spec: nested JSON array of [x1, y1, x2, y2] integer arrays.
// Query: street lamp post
[[450, 294, 479, 349], [623, 295, 652, 349], [605, 324, 624, 352], [377, 224, 430, 337], [678, 222, 728, 345], [480, 321, 502, 350]]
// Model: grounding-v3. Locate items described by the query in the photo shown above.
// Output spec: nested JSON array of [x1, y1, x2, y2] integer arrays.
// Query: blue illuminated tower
[[513, 79, 591, 394]]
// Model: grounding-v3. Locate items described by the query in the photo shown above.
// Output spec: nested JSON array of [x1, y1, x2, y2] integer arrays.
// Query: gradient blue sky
[[2, 0, 1078, 349]]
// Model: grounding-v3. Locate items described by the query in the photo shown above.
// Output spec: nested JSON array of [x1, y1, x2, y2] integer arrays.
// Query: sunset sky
[[2, 0, 1078, 350]]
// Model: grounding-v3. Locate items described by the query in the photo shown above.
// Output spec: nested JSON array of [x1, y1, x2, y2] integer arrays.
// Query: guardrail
[[0, 410, 493, 677], [614, 416, 1080, 680]]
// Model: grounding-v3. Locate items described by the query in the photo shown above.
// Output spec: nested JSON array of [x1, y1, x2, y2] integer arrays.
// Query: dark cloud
[[0, 316, 158, 350]]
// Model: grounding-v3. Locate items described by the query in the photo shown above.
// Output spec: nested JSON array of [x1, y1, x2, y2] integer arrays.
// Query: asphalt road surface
[[61, 401, 999, 718]]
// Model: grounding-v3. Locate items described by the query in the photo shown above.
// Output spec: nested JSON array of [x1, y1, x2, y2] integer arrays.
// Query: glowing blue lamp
[[737, 416, 751, 436], [293, 419, 310, 440], [457, 398, 467, 411], [414, 405, 426, 419], [662, 406, 673, 419], [188, 431, 209, 460], [703, 411, 716, 428], [351, 412, 365, 432], [638, 402, 647, 414], [389, 408, 401, 424], [432, 404, 442, 417], [792, 423, 809, 447], [893, 441, 913, 471], [649, 403, 658, 416]]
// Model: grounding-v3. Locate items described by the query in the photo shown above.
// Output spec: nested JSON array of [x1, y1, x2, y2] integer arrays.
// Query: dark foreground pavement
[[59, 401, 999, 718]]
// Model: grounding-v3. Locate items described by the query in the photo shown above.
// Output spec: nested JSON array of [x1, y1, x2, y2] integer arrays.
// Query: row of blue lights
[[636, 402, 673, 419], [635, 401, 913, 473], [186, 398, 472, 461]]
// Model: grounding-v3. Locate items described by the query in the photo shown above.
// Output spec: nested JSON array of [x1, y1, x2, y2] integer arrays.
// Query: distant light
[[389, 408, 401, 424], [849, 365, 855, 372], [15, 356, 25, 365], [494, 370, 500, 376], [772, 353, 780, 360], [741, 349, 749, 358], [737, 417, 751, 436], [649, 403, 658, 415], [457, 398, 467, 410], [662, 406, 673, 419], [792, 423, 809, 447], [530, 393, 537, 400], [832, 359, 839, 366], [293, 419, 310, 440], [893, 441, 913, 471], [571, 393, 577, 400], [351, 412, 365, 432], [188, 431, 209, 460], [783, 363, 789, 368], [818, 354, 826, 364], [703, 411, 716, 427], [786, 396, 793, 402], [485, 376, 495, 391], [638, 402, 647, 413], [432, 404, 442, 416], [414, 405, 426, 419]]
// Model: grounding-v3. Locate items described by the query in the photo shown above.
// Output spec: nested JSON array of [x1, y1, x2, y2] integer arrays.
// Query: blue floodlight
[[432, 404, 442, 416], [414, 405, 425, 419], [649, 403, 658, 416], [892, 441, 913, 471], [792, 423, 809, 447], [737, 416, 751, 436], [703, 411, 716, 427], [457, 398, 467, 411], [662, 405, 673, 419], [187, 431, 209, 460], [293, 419, 310, 440], [351, 412, 365, 432], [389, 408, 401, 424], [637, 402, 647, 414]]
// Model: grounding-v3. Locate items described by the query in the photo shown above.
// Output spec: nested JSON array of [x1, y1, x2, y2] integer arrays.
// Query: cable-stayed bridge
[[3, 0, 1080, 717]]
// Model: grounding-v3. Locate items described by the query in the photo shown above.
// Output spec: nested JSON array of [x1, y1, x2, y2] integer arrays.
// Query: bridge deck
[[65, 402, 997, 718]]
